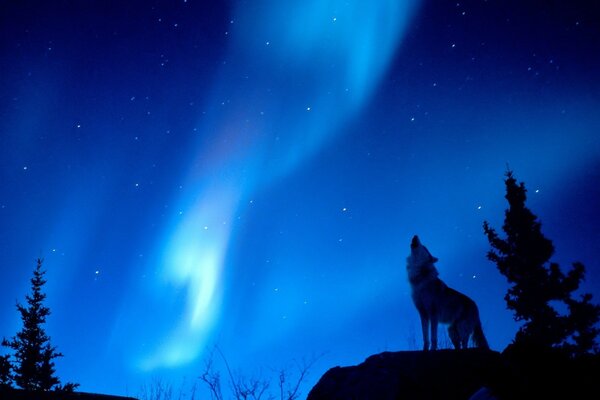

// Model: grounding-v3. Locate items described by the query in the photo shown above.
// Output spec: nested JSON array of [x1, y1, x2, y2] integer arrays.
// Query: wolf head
[[410, 235, 439, 265], [407, 235, 440, 285]]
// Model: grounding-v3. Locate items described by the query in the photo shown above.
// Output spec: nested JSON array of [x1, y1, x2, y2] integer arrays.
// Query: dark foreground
[[0, 389, 137, 400], [307, 348, 600, 400]]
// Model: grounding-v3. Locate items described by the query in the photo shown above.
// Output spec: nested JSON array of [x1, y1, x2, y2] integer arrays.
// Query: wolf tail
[[473, 317, 489, 349]]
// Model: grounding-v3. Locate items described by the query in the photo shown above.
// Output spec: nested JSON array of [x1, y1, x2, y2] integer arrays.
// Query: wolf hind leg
[[448, 315, 474, 349], [461, 333, 469, 349], [472, 318, 489, 349], [448, 324, 461, 349]]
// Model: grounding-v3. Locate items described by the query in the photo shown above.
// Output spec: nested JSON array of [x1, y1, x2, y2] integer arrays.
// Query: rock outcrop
[[307, 349, 505, 400], [308, 347, 600, 400]]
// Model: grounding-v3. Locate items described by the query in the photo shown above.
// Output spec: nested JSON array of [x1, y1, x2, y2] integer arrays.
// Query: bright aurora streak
[[140, 0, 420, 370]]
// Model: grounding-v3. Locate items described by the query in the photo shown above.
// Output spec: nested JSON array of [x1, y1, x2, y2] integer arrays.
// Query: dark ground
[[0, 389, 137, 400], [307, 348, 600, 400]]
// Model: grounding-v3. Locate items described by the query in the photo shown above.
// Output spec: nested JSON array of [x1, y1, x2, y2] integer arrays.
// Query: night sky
[[1, 0, 599, 397]]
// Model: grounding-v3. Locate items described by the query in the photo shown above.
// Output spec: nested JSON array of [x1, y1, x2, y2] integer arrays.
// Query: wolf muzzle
[[411, 235, 420, 249]]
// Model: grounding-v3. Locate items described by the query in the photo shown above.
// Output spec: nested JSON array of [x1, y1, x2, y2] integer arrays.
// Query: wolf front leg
[[418, 310, 430, 351], [430, 314, 438, 350]]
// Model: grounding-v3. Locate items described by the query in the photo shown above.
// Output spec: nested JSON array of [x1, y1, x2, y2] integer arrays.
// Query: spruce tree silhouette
[[1, 259, 72, 391], [483, 170, 599, 355]]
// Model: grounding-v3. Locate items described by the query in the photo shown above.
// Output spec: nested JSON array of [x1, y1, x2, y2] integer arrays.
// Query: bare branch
[[200, 346, 321, 400], [278, 354, 323, 400], [200, 349, 224, 400]]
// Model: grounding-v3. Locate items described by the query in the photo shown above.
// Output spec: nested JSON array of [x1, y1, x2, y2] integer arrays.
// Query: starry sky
[[1, 0, 599, 397]]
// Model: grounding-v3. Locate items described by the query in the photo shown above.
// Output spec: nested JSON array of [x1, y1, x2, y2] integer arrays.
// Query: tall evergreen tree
[[483, 170, 599, 355], [2, 259, 63, 391]]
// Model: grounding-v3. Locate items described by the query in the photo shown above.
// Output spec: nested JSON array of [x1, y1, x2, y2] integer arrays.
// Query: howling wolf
[[407, 235, 488, 351]]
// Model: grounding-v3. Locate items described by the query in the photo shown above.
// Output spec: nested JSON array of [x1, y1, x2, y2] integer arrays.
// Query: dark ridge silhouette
[[0, 388, 137, 400], [307, 348, 600, 400], [308, 349, 504, 400]]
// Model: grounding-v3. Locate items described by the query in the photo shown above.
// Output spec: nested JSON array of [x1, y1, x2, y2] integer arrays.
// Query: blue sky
[[1, 0, 599, 396]]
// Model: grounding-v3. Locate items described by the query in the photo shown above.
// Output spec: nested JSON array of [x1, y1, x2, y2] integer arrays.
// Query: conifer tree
[[483, 170, 599, 355], [2, 259, 63, 391], [0, 354, 11, 389]]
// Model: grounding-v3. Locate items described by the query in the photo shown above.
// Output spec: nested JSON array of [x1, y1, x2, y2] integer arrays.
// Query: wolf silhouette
[[406, 235, 488, 350]]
